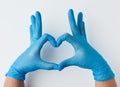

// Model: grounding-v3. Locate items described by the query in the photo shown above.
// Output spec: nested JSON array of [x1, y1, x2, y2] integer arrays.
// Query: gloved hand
[[57, 9, 115, 82], [6, 11, 59, 80]]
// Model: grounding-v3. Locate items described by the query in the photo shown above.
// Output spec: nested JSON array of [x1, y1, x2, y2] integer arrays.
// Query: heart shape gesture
[[6, 9, 114, 82]]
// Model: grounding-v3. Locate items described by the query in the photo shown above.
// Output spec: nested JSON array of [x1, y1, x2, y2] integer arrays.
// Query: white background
[[0, 0, 120, 87]]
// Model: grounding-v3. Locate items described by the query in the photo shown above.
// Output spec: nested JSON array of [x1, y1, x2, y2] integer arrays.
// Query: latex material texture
[[6, 11, 59, 80], [6, 9, 115, 81], [57, 9, 115, 82]]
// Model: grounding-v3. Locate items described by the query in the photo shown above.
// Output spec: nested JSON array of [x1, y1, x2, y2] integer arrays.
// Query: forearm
[[4, 77, 24, 87], [95, 79, 117, 87]]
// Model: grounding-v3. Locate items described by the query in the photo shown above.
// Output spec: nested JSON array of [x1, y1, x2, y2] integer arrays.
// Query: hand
[[57, 9, 115, 82], [6, 11, 59, 80]]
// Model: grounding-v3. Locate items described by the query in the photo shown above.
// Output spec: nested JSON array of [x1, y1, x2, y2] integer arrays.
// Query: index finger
[[68, 9, 81, 37]]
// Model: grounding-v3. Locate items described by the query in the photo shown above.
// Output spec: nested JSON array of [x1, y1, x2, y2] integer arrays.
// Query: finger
[[68, 9, 81, 37], [31, 15, 36, 34], [35, 11, 42, 39], [77, 12, 86, 39], [59, 57, 75, 71], [39, 60, 59, 70], [77, 12, 83, 35], [81, 22, 87, 40], [57, 33, 79, 51], [46, 34, 56, 47], [34, 33, 56, 52], [29, 25, 34, 43]]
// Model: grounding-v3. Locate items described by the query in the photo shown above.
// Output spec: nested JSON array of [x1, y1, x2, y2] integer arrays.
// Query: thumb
[[38, 60, 59, 70], [59, 57, 75, 71]]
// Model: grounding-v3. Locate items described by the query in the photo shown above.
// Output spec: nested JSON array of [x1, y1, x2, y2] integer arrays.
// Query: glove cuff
[[92, 63, 115, 82], [5, 66, 25, 80]]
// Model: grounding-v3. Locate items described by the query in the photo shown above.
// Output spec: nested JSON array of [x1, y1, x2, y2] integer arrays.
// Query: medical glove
[[6, 11, 58, 80], [57, 9, 115, 82]]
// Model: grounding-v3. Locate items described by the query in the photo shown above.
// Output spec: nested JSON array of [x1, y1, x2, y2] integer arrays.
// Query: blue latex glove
[[57, 9, 115, 82], [6, 11, 58, 80]]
